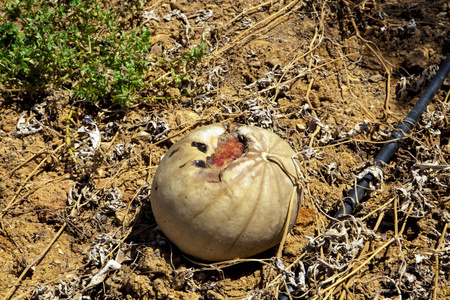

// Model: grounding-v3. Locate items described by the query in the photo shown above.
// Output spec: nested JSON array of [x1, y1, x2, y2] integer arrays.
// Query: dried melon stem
[[208, 133, 245, 168]]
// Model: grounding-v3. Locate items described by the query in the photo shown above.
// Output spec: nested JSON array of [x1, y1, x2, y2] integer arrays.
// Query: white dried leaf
[[411, 169, 427, 190], [77, 116, 101, 149], [195, 9, 213, 24], [14, 114, 43, 136], [163, 10, 190, 44], [85, 260, 121, 290], [356, 166, 384, 189], [340, 120, 371, 139], [414, 254, 429, 264], [141, 10, 160, 22]]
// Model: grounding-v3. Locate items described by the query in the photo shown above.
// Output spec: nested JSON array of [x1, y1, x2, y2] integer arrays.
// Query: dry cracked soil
[[1, 0, 450, 299]]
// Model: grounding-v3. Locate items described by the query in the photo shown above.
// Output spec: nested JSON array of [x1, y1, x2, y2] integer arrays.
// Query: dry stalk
[[433, 222, 448, 300], [342, 0, 393, 114], [399, 202, 414, 236], [444, 89, 450, 103], [3, 224, 67, 300], [220, 0, 274, 29], [360, 197, 394, 221], [270, 0, 325, 103], [276, 186, 300, 258], [313, 237, 395, 299], [104, 124, 123, 154], [303, 76, 322, 148], [342, 283, 355, 300], [335, 46, 376, 122], [309, 126, 322, 148], [212, 0, 303, 58], [6, 153, 40, 177], [339, 210, 386, 299], [305, 77, 318, 119], [258, 52, 361, 95], [394, 197, 399, 239], [1, 144, 65, 221], [264, 153, 304, 258], [372, 211, 385, 233], [146, 148, 154, 183], [184, 256, 272, 269], [3, 175, 89, 299], [153, 118, 207, 145]]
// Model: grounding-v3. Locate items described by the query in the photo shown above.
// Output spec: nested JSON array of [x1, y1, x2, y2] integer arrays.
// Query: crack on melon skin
[[207, 134, 245, 169]]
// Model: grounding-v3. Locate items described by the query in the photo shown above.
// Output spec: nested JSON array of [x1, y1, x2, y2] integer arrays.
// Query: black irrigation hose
[[332, 54, 450, 221]]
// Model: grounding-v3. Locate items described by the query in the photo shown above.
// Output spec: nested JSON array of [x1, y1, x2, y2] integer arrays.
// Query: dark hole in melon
[[191, 141, 207, 153], [193, 160, 207, 168]]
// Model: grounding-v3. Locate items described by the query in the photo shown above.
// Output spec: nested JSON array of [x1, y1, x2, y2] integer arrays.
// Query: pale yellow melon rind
[[150, 123, 301, 261]]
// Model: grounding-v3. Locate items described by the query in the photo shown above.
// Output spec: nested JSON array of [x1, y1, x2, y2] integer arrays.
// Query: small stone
[[283, 241, 303, 257], [296, 123, 306, 131], [363, 25, 376, 36], [122, 274, 154, 298], [138, 247, 171, 274], [206, 290, 225, 300], [267, 58, 281, 68], [248, 59, 262, 68], [404, 49, 429, 73], [136, 131, 151, 140], [153, 277, 171, 299], [173, 266, 187, 290], [443, 144, 450, 154], [115, 210, 127, 224], [166, 87, 180, 98], [369, 74, 384, 83], [97, 168, 105, 176], [150, 44, 163, 57]]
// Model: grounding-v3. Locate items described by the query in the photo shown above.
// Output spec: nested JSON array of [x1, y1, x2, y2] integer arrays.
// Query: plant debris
[[0, 0, 449, 299]]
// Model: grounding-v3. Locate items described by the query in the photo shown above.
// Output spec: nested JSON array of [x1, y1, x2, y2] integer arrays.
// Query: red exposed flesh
[[209, 136, 244, 168]]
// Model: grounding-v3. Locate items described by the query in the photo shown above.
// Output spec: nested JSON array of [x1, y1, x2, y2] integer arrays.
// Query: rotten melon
[[150, 123, 302, 261]]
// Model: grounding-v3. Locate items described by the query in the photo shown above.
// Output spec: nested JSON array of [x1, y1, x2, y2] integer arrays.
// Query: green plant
[[0, 0, 152, 107], [171, 41, 208, 85], [151, 41, 209, 86]]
